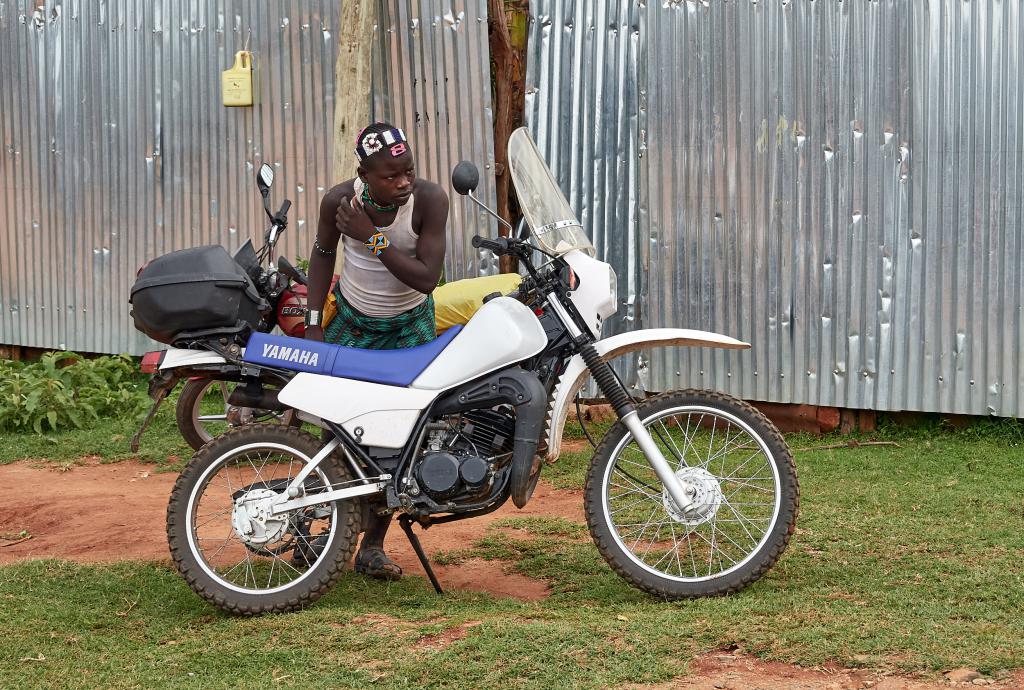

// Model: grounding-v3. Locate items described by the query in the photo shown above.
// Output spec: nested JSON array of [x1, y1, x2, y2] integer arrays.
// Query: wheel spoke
[[618, 518, 675, 541], [185, 442, 341, 596], [265, 552, 278, 589], [678, 413, 706, 466], [194, 508, 232, 530], [702, 425, 751, 471], [650, 418, 687, 468], [722, 473, 775, 500], [719, 498, 763, 547], [706, 418, 718, 472], [203, 528, 237, 563], [609, 493, 658, 517], [668, 521, 683, 577], [628, 504, 663, 552], [598, 399, 790, 588], [711, 448, 764, 479], [609, 471, 662, 501], [616, 451, 664, 475], [708, 514, 753, 555]]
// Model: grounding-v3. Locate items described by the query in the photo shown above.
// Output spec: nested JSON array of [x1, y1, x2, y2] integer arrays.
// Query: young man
[[304, 122, 449, 580]]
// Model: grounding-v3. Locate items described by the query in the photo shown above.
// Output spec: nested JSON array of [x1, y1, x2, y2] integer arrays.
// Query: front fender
[[545, 328, 749, 461]]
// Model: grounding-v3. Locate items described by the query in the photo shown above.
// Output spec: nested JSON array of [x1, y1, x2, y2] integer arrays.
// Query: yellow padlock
[[222, 50, 253, 107]]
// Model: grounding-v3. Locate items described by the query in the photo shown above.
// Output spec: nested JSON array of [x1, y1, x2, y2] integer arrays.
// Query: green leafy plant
[[0, 352, 149, 434]]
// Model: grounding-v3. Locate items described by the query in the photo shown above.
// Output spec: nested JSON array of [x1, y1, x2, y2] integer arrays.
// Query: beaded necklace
[[361, 185, 397, 213]]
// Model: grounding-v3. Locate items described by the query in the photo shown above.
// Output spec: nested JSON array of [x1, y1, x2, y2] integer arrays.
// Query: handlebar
[[270, 199, 291, 229], [471, 235, 511, 254], [265, 198, 293, 251], [277, 255, 308, 286]]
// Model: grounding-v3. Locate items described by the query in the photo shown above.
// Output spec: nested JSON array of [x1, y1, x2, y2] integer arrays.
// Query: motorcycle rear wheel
[[584, 390, 798, 599], [166, 424, 363, 615], [176, 377, 298, 451]]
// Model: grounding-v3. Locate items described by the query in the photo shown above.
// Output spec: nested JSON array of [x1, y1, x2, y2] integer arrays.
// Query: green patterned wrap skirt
[[323, 288, 436, 350]]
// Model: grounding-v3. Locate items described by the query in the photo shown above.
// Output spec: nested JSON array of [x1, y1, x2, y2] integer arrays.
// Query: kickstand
[[130, 387, 169, 453], [398, 516, 444, 595]]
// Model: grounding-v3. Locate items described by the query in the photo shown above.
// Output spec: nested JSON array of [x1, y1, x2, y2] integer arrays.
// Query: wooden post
[[333, 0, 376, 185]]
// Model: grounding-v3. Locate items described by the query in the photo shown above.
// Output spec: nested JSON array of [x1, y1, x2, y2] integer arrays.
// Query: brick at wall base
[[741, 403, 879, 434], [749, 402, 841, 434], [580, 398, 875, 435], [0, 345, 24, 361]]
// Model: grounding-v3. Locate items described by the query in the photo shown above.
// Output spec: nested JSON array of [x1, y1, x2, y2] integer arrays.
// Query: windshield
[[508, 128, 595, 257], [232, 238, 259, 281]]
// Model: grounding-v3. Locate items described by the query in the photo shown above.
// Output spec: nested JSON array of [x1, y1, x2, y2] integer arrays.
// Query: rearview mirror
[[451, 161, 480, 196], [256, 164, 274, 198]]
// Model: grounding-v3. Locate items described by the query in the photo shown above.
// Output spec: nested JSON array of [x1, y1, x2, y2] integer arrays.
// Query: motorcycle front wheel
[[176, 377, 298, 451], [584, 390, 798, 599], [166, 424, 363, 615]]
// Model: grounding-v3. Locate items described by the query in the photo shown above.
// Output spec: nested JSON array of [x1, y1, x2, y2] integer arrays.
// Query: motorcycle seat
[[243, 326, 463, 387]]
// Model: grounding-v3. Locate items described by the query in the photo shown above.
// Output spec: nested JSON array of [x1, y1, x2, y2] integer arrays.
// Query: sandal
[[354, 547, 403, 581]]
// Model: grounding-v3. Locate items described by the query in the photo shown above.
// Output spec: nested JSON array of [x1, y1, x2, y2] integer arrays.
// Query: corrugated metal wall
[[0, 0, 341, 355], [3, 0, 1021, 417], [0, 0, 495, 355], [525, 0, 641, 336], [372, 0, 498, 280], [527, 0, 1024, 417]]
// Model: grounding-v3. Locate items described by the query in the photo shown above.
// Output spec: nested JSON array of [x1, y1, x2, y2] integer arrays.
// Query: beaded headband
[[355, 125, 409, 161]]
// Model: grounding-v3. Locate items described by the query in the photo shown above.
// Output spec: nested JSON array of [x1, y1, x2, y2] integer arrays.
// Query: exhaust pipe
[[227, 383, 288, 412]]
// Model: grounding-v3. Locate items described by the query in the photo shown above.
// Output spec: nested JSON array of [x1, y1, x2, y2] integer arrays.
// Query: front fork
[[579, 344, 695, 513]]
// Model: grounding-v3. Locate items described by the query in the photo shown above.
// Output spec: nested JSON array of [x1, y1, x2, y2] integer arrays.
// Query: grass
[[1, 414, 1024, 688], [0, 387, 192, 469]]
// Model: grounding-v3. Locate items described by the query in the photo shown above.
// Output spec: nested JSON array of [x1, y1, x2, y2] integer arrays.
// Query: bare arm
[[334, 183, 449, 294], [304, 185, 351, 341], [378, 185, 448, 294]]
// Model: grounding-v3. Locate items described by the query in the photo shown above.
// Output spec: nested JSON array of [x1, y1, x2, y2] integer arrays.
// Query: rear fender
[[545, 328, 750, 461], [159, 348, 228, 370]]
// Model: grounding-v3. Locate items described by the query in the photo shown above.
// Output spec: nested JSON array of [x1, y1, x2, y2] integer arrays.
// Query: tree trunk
[[488, 0, 528, 274], [331, 0, 376, 270], [333, 0, 376, 185]]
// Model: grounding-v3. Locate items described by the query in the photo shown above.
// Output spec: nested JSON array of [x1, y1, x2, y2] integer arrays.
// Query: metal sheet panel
[[527, 0, 1024, 417], [524, 0, 642, 338], [372, 0, 497, 280], [0, 0, 495, 355], [0, 0, 341, 355]]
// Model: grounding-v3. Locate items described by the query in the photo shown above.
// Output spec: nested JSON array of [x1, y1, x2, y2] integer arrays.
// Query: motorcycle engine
[[415, 408, 516, 504]]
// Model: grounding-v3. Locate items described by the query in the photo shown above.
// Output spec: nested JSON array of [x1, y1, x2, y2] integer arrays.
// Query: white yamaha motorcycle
[[163, 128, 798, 614]]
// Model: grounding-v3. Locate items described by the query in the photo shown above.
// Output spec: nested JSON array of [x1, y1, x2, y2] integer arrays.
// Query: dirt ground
[[0, 459, 1020, 689], [0, 458, 580, 600]]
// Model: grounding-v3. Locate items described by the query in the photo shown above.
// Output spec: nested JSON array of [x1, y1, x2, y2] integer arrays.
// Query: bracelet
[[305, 309, 322, 327], [364, 230, 390, 257], [313, 238, 336, 256]]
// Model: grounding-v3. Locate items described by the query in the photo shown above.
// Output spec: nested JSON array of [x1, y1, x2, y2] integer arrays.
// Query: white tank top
[[337, 178, 427, 317]]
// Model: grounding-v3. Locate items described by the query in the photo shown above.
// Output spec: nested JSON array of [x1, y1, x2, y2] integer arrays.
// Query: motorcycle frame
[[260, 248, 742, 520], [142, 187, 751, 520]]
